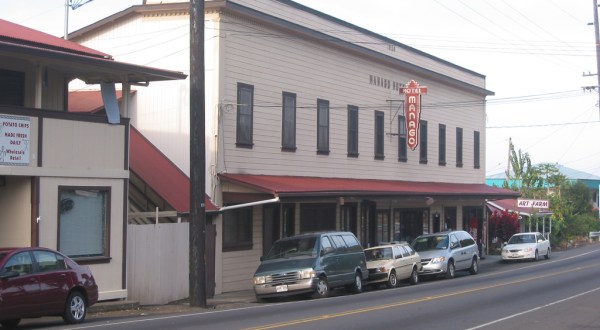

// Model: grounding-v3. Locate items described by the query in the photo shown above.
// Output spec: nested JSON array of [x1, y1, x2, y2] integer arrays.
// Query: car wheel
[[545, 248, 550, 259], [469, 257, 479, 275], [0, 319, 21, 329], [386, 270, 398, 288], [409, 267, 419, 285], [445, 260, 455, 279], [347, 271, 363, 294], [62, 291, 87, 324], [532, 250, 539, 262], [313, 276, 330, 299]]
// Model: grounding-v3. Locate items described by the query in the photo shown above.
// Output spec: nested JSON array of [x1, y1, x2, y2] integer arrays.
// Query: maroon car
[[0, 247, 98, 328]]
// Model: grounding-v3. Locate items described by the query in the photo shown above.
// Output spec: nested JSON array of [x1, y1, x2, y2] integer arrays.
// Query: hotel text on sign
[[517, 199, 549, 209], [400, 80, 428, 150]]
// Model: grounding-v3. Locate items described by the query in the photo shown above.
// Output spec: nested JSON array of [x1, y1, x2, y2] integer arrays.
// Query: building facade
[[69, 0, 518, 294], [0, 19, 185, 300]]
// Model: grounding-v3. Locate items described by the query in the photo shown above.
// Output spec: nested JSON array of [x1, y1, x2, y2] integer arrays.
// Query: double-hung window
[[456, 127, 463, 167], [317, 99, 329, 154], [439, 124, 446, 166], [398, 115, 407, 162], [282, 92, 296, 150], [419, 120, 428, 164], [236, 83, 254, 147], [347, 105, 359, 157], [474, 131, 480, 169], [374, 111, 385, 159]]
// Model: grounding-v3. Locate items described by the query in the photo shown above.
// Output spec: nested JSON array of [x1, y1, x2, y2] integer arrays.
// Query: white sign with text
[[0, 115, 30, 166]]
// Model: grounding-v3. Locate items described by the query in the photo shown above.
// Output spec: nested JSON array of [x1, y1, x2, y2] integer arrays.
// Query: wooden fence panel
[[127, 223, 189, 305]]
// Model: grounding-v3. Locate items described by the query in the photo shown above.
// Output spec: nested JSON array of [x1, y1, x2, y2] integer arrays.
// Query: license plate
[[511, 254, 519, 258], [276, 285, 288, 292]]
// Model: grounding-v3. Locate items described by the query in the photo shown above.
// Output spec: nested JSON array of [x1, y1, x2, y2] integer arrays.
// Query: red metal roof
[[0, 18, 110, 58], [219, 173, 521, 199], [130, 126, 218, 212], [68, 90, 125, 113]]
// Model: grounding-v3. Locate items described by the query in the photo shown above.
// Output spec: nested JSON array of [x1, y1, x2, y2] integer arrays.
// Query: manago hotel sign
[[400, 80, 427, 150]]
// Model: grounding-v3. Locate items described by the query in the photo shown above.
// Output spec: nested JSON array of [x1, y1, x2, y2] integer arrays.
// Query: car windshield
[[365, 247, 393, 261], [508, 234, 536, 244], [264, 237, 318, 260], [412, 235, 449, 252]]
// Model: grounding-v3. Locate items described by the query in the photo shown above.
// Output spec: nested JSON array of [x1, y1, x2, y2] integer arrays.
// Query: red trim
[[219, 173, 520, 198]]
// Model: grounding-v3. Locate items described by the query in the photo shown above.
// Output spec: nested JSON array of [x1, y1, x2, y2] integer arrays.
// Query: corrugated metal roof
[[219, 173, 520, 199]]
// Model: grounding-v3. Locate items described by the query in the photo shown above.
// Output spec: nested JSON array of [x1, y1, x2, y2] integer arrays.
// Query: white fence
[[127, 223, 189, 305]]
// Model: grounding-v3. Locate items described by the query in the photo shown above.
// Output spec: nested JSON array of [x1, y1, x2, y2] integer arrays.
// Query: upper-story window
[[456, 127, 463, 167], [374, 111, 385, 160], [282, 92, 296, 151], [317, 99, 329, 154], [0, 69, 25, 106], [236, 83, 254, 148], [398, 115, 407, 162], [474, 131, 481, 169], [347, 105, 359, 157], [439, 124, 446, 166], [419, 120, 428, 164]]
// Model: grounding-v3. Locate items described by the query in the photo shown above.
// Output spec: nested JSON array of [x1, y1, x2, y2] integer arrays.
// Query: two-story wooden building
[[69, 0, 518, 294], [0, 19, 185, 300]]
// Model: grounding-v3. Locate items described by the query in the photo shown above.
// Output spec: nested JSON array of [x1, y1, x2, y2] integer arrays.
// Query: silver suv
[[411, 230, 479, 279]]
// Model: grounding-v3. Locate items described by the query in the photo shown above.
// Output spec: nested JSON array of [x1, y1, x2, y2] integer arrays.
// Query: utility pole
[[189, 0, 206, 308], [594, 0, 600, 118]]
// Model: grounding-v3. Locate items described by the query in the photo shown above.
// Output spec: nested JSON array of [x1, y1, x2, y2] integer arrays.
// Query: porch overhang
[[218, 173, 521, 200], [487, 199, 552, 217]]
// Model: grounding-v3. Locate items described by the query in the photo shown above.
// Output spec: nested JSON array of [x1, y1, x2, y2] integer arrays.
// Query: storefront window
[[58, 187, 109, 259]]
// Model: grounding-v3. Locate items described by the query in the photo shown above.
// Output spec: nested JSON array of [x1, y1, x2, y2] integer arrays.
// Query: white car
[[502, 232, 551, 261], [364, 243, 421, 288]]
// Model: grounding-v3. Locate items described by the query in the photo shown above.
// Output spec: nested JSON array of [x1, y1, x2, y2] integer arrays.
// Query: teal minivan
[[253, 231, 368, 300]]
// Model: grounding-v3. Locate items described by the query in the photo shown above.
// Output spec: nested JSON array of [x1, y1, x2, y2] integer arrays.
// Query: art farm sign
[[400, 80, 427, 150], [517, 199, 550, 209]]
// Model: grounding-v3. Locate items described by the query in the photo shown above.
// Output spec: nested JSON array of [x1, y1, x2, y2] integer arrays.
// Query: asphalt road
[[17, 243, 600, 330]]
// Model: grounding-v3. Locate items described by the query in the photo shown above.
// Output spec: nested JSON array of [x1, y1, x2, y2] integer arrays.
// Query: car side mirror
[[260, 256, 264, 262], [0, 271, 19, 280], [321, 246, 334, 256], [503, 242, 507, 246], [537, 239, 543, 243]]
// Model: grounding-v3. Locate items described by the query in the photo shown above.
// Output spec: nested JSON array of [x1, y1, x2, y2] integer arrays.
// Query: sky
[[2, 0, 600, 177]]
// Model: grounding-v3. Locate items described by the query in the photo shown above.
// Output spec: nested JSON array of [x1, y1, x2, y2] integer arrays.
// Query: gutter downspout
[[218, 196, 280, 212]]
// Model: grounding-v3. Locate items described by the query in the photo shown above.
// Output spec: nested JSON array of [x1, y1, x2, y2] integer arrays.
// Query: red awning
[[219, 173, 520, 199], [487, 199, 552, 217]]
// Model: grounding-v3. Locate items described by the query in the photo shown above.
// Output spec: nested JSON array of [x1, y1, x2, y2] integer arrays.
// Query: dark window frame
[[474, 131, 481, 169], [317, 99, 330, 155], [0, 69, 25, 106], [456, 127, 463, 167], [347, 105, 359, 157], [439, 123, 446, 166], [398, 115, 407, 162], [236, 83, 254, 148], [57, 186, 111, 263], [281, 92, 296, 151], [374, 111, 385, 160], [222, 207, 253, 252], [419, 120, 428, 164]]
